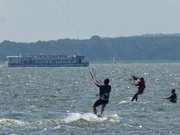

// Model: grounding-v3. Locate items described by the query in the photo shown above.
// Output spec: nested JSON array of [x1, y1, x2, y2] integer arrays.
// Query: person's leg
[[135, 94, 138, 101], [131, 94, 137, 101], [93, 105, 97, 114], [93, 99, 101, 114], [100, 103, 106, 116], [135, 90, 143, 101]]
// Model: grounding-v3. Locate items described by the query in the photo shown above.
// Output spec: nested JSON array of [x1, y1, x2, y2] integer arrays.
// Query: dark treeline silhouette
[[1, 34, 180, 62]]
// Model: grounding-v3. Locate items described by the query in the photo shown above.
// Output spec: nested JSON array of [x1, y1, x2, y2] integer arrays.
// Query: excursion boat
[[6, 54, 89, 67]]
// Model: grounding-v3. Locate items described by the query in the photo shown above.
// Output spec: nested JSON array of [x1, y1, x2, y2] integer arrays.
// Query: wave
[[0, 113, 120, 130], [119, 100, 129, 104], [63, 113, 120, 124], [0, 118, 28, 128]]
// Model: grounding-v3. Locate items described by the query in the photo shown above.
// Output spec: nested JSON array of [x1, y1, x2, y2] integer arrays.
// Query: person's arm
[[94, 80, 102, 87], [132, 76, 139, 80], [163, 95, 172, 100], [89, 69, 103, 87]]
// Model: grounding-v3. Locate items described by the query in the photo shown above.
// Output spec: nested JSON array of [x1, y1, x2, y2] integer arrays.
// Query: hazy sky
[[0, 0, 180, 42]]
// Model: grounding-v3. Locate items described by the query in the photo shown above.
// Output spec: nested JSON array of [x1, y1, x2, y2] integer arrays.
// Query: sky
[[0, 0, 180, 42]]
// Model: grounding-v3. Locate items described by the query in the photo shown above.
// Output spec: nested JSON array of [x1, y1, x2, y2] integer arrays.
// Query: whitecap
[[63, 112, 120, 123], [119, 100, 129, 104], [0, 118, 28, 127]]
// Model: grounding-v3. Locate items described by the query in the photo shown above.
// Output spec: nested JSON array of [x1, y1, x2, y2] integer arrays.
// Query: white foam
[[63, 113, 120, 123], [0, 118, 28, 127], [63, 113, 81, 123], [80, 113, 107, 122], [119, 100, 129, 104]]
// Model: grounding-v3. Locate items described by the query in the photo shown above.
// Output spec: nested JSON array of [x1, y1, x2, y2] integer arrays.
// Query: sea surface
[[0, 62, 180, 135]]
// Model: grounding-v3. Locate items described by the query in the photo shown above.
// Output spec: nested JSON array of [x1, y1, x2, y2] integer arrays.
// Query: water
[[0, 62, 180, 135]]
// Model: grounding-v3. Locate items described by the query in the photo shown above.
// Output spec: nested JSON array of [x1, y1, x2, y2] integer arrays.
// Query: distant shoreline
[[1, 34, 180, 61]]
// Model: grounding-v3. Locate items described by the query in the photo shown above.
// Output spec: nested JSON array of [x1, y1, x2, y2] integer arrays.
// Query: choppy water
[[0, 62, 180, 135]]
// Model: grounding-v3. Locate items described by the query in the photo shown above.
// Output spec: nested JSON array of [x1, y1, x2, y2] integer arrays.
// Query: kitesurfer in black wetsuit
[[93, 78, 111, 117], [163, 89, 177, 103], [130, 76, 146, 102]]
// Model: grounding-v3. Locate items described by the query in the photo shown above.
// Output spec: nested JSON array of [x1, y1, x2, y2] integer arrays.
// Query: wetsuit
[[136, 79, 145, 94], [131, 78, 145, 101], [167, 93, 177, 103], [94, 85, 111, 107]]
